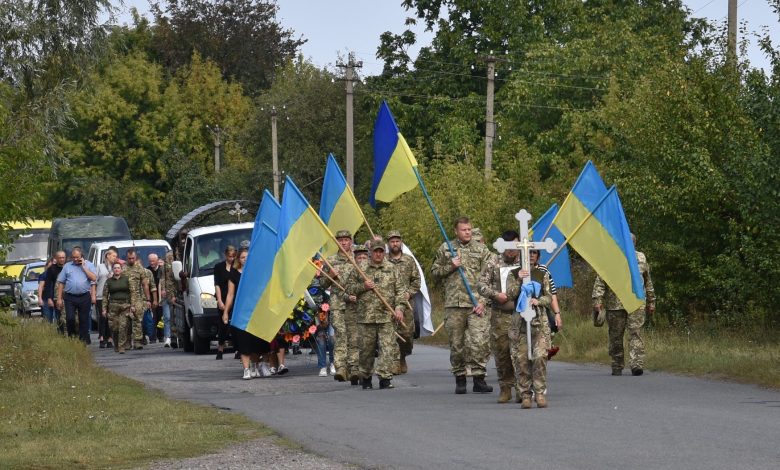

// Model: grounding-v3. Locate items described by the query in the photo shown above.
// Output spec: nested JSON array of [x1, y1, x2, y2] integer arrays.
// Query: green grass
[[0, 312, 268, 470], [554, 312, 780, 389]]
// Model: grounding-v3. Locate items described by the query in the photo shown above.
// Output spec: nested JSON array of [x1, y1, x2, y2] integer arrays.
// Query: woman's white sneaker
[[242, 368, 252, 380], [319, 367, 328, 377]]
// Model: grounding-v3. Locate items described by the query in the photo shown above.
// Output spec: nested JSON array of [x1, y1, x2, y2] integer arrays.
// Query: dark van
[[48, 216, 132, 258]]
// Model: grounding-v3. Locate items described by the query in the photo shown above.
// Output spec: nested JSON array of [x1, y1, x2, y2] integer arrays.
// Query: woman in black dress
[[214, 245, 236, 360], [223, 247, 270, 379]]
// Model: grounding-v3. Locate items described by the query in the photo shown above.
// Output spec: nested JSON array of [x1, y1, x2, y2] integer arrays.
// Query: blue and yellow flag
[[246, 177, 334, 341], [370, 101, 419, 207], [231, 191, 281, 333], [320, 153, 365, 254], [531, 203, 573, 288], [556, 174, 645, 312]]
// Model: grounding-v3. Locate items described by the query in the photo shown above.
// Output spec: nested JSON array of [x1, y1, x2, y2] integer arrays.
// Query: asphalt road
[[93, 338, 780, 470]]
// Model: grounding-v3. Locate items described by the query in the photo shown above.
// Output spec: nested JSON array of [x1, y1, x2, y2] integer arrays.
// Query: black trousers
[[96, 299, 111, 342], [64, 292, 92, 343]]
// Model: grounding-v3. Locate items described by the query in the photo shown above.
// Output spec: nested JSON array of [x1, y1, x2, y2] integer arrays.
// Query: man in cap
[[386, 230, 421, 374], [472, 227, 485, 244], [477, 230, 521, 403], [319, 230, 360, 383], [345, 238, 406, 390], [353, 244, 369, 264], [431, 216, 494, 394], [593, 233, 655, 376]]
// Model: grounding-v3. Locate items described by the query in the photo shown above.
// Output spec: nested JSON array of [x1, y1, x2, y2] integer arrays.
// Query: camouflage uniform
[[345, 251, 406, 381], [124, 263, 150, 347], [320, 232, 359, 380], [477, 252, 520, 392], [161, 261, 180, 339], [387, 231, 421, 372], [431, 237, 492, 377], [509, 267, 552, 401], [103, 274, 136, 353], [592, 251, 655, 373]]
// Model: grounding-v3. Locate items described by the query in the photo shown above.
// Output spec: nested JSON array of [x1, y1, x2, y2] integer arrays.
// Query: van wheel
[[193, 330, 210, 355], [183, 322, 194, 352]]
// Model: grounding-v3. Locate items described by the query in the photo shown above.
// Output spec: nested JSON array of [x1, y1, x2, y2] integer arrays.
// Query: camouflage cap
[[353, 243, 368, 253], [472, 227, 484, 241], [368, 238, 386, 251], [386, 230, 402, 240], [335, 230, 352, 239]]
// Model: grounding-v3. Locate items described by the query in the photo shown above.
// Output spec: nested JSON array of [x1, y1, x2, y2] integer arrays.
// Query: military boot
[[612, 367, 622, 376], [455, 375, 467, 394], [379, 378, 394, 389], [361, 377, 373, 389], [497, 385, 512, 403], [349, 374, 360, 386], [536, 394, 548, 408], [520, 396, 532, 409], [334, 368, 347, 382], [399, 356, 408, 374], [472, 376, 493, 393]]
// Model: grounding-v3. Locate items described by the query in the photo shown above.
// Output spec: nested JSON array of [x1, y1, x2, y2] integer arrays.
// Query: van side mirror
[[172, 261, 183, 280]]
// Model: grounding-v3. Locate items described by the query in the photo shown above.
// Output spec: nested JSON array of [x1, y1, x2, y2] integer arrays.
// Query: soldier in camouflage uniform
[[431, 217, 494, 394], [124, 248, 152, 350], [386, 230, 421, 375], [102, 262, 137, 353], [160, 251, 179, 347], [509, 254, 553, 409], [319, 230, 360, 384], [345, 238, 406, 390], [477, 230, 521, 403], [592, 234, 655, 376]]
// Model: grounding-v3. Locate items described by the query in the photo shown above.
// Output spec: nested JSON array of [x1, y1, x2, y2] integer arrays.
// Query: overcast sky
[[117, 0, 778, 75]]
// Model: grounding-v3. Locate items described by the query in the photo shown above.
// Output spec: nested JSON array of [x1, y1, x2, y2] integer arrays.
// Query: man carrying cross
[[493, 209, 557, 409]]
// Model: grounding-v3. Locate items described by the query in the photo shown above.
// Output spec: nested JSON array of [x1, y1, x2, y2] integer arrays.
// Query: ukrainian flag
[[247, 177, 333, 341], [531, 203, 573, 288], [231, 191, 281, 333], [320, 153, 365, 254], [370, 101, 419, 207], [556, 172, 645, 312]]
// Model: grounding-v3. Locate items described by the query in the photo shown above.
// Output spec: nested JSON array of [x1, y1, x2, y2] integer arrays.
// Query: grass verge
[[554, 312, 780, 389], [0, 312, 268, 470]]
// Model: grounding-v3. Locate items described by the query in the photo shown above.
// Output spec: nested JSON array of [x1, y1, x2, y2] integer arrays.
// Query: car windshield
[[193, 229, 253, 277], [25, 266, 45, 282], [115, 245, 169, 265], [3, 231, 48, 262], [63, 237, 125, 256]]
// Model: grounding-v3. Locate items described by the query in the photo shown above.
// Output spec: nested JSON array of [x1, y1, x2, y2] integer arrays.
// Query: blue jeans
[[160, 299, 172, 338], [41, 303, 54, 323], [315, 330, 334, 368]]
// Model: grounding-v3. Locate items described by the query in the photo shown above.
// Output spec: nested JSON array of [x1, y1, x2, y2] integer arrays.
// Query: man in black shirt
[[43, 251, 66, 332], [147, 253, 162, 342]]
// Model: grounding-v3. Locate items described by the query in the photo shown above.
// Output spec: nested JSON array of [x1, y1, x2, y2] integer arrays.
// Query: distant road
[[94, 339, 780, 470]]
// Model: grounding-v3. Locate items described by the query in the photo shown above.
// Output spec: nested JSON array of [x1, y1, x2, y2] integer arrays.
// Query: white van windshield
[[193, 229, 253, 277]]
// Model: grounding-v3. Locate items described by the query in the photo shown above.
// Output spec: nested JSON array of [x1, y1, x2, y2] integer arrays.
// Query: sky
[[117, 0, 778, 76]]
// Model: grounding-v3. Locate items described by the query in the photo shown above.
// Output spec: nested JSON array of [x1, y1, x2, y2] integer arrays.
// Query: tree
[[150, 0, 304, 94]]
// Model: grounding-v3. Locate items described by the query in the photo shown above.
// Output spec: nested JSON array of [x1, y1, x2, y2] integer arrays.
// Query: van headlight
[[200, 293, 217, 309]]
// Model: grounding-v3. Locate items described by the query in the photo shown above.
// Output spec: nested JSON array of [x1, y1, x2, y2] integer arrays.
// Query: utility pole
[[271, 106, 280, 199], [207, 125, 223, 172], [483, 56, 497, 182], [337, 53, 362, 189], [727, 0, 737, 66]]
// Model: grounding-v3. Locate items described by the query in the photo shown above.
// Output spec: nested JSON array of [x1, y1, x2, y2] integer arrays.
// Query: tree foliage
[[150, 0, 304, 94]]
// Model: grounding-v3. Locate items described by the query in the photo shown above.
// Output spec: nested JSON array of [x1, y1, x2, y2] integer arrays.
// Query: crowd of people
[[34, 215, 655, 409], [37, 246, 178, 353]]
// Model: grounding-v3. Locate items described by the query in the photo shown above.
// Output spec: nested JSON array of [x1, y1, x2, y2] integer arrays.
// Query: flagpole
[[412, 167, 478, 307], [545, 186, 615, 266], [347, 187, 376, 238], [317, 229, 407, 328], [310, 259, 406, 342]]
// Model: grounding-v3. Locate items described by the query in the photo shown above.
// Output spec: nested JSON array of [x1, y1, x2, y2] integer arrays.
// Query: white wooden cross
[[492, 209, 557, 359]]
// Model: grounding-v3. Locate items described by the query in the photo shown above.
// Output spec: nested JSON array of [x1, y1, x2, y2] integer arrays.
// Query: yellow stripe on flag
[[556, 196, 644, 312], [374, 133, 418, 203]]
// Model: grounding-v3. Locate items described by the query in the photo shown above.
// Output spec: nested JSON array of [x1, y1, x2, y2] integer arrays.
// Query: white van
[[88, 239, 172, 268], [170, 223, 253, 354], [88, 239, 172, 325]]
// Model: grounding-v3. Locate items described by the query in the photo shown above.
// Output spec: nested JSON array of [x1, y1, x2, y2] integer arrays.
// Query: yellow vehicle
[[0, 220, 52, 280]]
